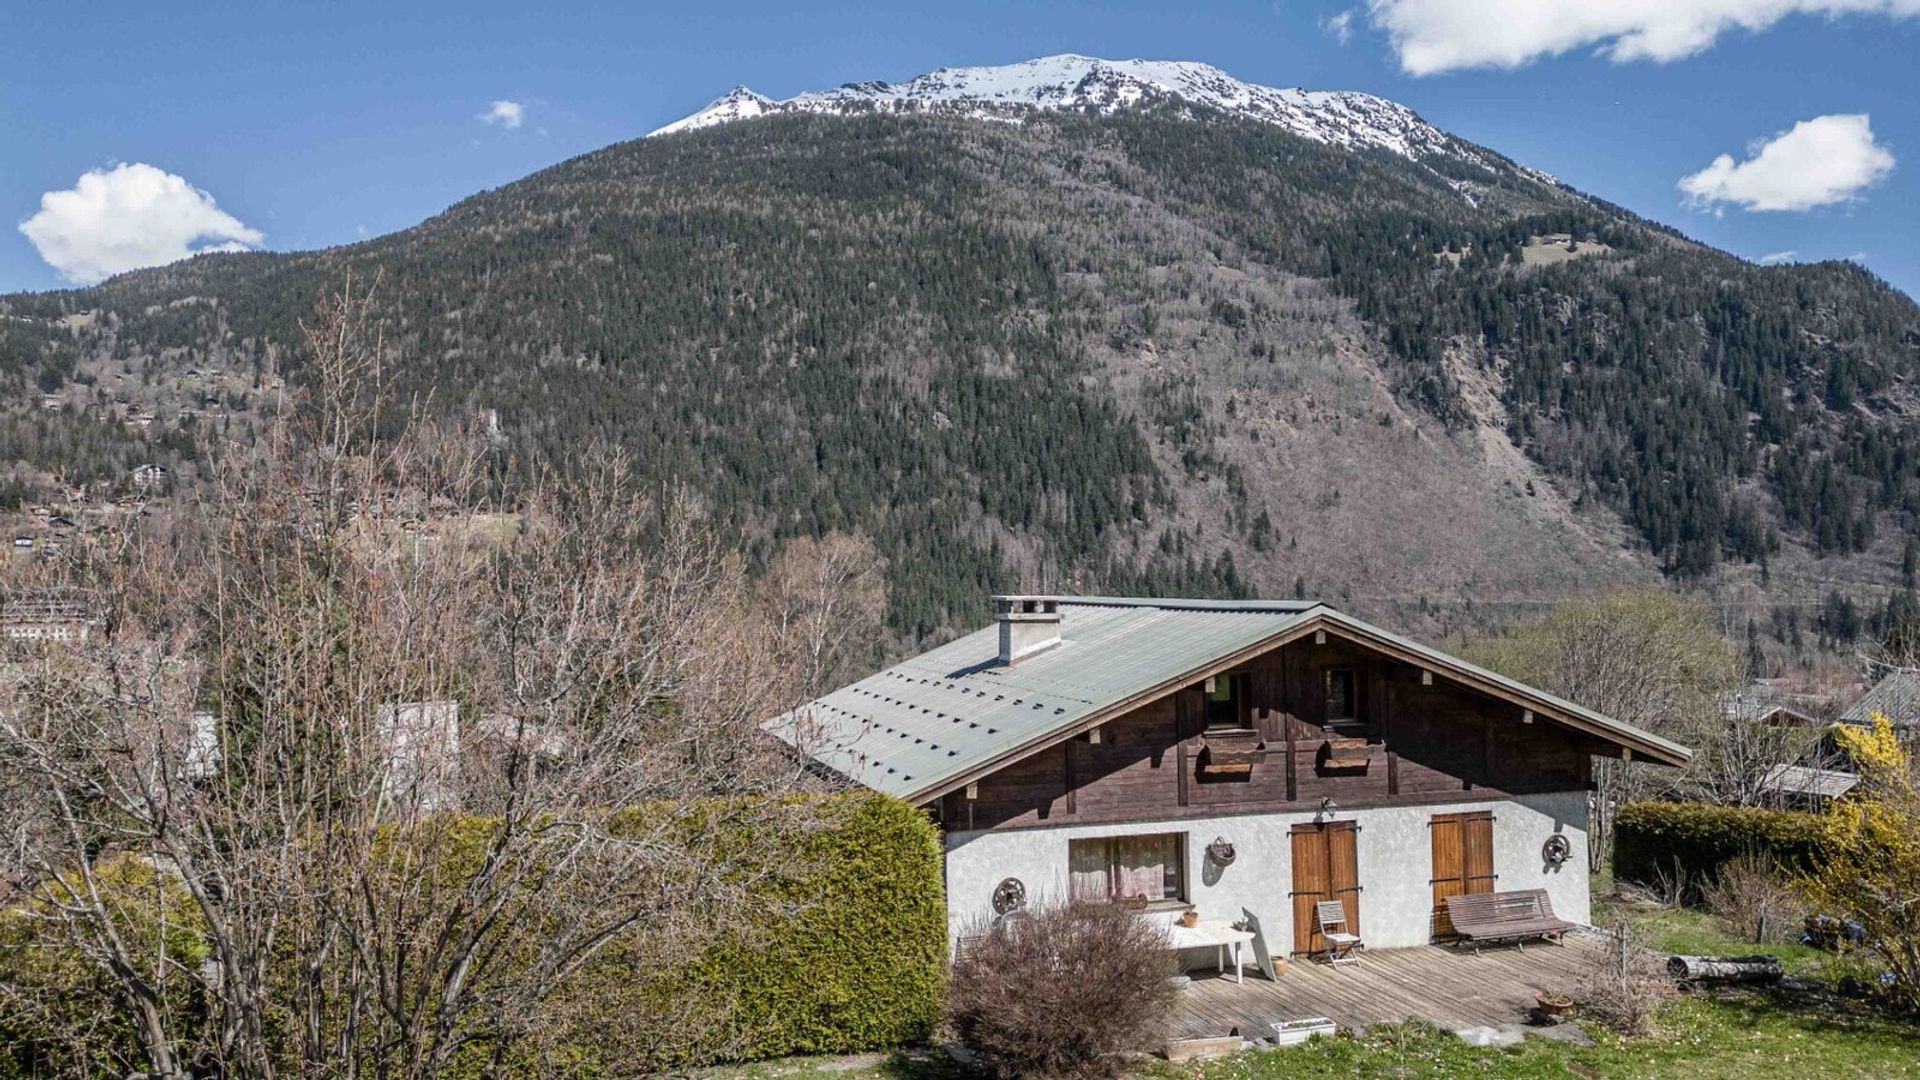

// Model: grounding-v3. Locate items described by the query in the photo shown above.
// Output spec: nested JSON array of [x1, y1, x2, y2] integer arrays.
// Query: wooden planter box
[[1319, 737, 1374, 771], [1200, 729, 1265, 776]]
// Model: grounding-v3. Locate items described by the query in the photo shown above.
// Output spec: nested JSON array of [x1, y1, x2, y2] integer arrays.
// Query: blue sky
[[4, 1, 1917, 298]]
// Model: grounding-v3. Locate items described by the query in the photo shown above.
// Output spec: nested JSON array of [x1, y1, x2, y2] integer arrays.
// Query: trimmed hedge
[[0, 792, 945, 1077], [560, 792, 948, 1071], [1614, 801, 1826, 889]]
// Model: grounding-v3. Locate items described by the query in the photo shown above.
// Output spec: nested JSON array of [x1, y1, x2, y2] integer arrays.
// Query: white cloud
[[1756, 250, 1800, 265], [481, 100, 525, 128], [1366, 0, 1920, 75], [1321, 9, 1357, 43], [19, 162, 263, 285], [1680, 114, 1895, 212]]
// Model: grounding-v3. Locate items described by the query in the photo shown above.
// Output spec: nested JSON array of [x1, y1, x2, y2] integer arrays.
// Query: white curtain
[[1069, 840, 1109, 900], [1114, 835, 1177, 901]]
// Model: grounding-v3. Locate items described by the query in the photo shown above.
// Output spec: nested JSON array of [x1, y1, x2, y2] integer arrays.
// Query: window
[[1069, 833, 1186, 905], [1324, 669, 1357, 724], [1205, 675, 1244, 730]]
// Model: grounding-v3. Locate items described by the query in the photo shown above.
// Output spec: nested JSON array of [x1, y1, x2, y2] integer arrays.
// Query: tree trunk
[[1665, 955, 1783, 983]]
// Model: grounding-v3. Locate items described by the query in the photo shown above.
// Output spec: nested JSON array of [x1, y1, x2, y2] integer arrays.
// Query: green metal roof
[[764, 597, 1690, 803]]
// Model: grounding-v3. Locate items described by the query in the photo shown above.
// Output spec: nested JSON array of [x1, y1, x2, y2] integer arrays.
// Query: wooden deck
[[1174, 933, 1601, 1040]]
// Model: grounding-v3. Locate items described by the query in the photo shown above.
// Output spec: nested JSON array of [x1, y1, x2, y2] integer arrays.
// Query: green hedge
[[1614, 801, 1827, 890], [559, 793, 948, 1072], [0, 792, 945, 1077]]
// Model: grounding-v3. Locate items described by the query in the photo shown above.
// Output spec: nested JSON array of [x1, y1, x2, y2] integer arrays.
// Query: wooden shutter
[[1430, 811, 1495, 940], [1290, 825, 1330, 954], [1328, 821, 1361, 939], [1290, 821, 1361, 953]]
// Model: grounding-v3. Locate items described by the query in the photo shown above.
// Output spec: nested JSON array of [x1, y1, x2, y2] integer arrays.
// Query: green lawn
[[1589, 891, 1837, 979]]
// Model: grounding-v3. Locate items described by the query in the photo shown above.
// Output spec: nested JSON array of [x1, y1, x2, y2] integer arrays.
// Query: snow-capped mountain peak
[[647, 54, 1488, 167]]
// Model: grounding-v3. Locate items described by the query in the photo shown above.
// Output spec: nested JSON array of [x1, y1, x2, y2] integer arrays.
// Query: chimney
[[995, 595, 1062, 664]]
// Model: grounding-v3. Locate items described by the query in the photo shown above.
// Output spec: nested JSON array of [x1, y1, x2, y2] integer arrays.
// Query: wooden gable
[[939, 629, 1610, 833]]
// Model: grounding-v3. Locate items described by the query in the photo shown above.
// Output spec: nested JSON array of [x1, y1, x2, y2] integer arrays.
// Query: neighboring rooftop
[[1760, 763, 1860, 802], [1839, 669, 1920, 729], [766, 595, 1688, 803]]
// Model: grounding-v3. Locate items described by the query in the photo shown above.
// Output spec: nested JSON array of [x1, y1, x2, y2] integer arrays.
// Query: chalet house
[[768, 596, 1690, 955]]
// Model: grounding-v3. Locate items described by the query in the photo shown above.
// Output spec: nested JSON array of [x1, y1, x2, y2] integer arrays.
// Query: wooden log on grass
[[1666, 955, 1784, 984]]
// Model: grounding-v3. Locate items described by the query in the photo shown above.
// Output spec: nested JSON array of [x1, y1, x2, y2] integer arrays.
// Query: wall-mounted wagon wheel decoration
[[1542, 833, 1572, 867], [991, 877, 1027, 915]]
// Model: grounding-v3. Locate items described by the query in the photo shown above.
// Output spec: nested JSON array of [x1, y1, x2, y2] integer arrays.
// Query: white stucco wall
[[944, 791, 1588, 952]]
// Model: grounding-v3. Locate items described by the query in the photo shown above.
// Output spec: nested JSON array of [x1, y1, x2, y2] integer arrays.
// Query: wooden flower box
[[1200, 729, 1265, 775], [1319, 737, 1374, 771]]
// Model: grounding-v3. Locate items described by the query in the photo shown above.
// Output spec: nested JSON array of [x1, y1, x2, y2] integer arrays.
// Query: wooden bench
[[1444, 889, 1574, 951]]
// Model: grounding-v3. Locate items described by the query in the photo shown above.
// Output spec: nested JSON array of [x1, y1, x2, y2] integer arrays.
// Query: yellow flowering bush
[[1801, 713, 1920, 1013]]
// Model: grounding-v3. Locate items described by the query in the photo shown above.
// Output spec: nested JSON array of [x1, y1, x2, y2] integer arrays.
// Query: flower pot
[[1534, 990, 1574, 1016], [1180, 910, 1199, 928]]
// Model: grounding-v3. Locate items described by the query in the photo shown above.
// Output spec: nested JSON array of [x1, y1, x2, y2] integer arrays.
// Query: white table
[[1161, 919, 1256, 984]]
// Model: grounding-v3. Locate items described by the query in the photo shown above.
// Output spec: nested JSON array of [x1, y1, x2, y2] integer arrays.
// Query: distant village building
[[131, 463, 170, 493], [2, 592, 102, 643], [1838, 669, 1919, 736], [378, 700, 462, 814], [1757, 764, 1858, 811]]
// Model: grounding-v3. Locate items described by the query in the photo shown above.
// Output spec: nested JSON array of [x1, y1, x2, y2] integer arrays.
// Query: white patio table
[[1159, 918, 1256, 984]]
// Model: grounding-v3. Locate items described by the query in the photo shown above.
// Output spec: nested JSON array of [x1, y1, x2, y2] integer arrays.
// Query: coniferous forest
[[2, 107, 1915, 641]]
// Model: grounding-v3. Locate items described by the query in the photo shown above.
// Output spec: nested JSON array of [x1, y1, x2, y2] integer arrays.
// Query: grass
[[1149, 996, 1920, 1079], [1589, 892, 1835, 979]]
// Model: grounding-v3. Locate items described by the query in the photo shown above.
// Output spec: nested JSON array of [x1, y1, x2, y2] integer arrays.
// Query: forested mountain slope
[[3, 98, 1916, 642]]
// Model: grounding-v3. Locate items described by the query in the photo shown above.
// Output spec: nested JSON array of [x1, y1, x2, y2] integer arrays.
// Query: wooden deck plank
[[1172, 935, 1598, 1040]]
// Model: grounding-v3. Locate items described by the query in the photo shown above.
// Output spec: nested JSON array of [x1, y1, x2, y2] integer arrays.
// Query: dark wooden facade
[[937, 634, 1608, 833]]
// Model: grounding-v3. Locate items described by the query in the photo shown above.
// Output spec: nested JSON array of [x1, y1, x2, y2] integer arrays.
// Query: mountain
[[3, 56, 1917, 650], [649, 55, 1522, 174]]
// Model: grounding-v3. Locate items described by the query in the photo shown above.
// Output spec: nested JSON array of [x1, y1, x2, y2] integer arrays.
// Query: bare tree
[[1463, 589, 1744, 872], [0, 280, 831, 1077], [757, 532, 887, 708]]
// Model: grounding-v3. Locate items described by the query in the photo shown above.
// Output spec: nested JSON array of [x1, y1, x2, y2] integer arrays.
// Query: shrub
[[1614, 802, 1825, 894], [1801, 716, 1920, 1015], [0, 857, 210, 1080], [1703, 853, 1807, 945], [1577, 921, 1673, 1036], [949, 901, 1177, 1080]]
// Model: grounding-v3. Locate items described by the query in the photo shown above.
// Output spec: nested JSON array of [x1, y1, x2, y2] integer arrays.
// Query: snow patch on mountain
[[649, 54, 1538, 179]]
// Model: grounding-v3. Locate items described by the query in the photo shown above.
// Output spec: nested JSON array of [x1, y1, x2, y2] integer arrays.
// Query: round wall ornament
[[1542, 833, 1572, 867], [991, 877, 1027, 915]]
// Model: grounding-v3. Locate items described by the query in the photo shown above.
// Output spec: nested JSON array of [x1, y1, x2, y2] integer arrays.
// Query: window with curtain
[[1068, 833, 1186, 904]]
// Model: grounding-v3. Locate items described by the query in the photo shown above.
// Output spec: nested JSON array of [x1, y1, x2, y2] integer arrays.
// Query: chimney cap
[[993, 594, 1060, 618]]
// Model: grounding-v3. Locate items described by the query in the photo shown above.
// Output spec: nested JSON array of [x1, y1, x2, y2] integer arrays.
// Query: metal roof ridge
[[1012, 595, 1326, 613]]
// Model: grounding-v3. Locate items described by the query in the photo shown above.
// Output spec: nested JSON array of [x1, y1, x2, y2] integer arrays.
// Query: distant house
[[767, 595, 1689, 953], [131, 463, 170, 493], [377, 700, 462, 813], [1838, 669, 1920, 735], [2, 592, 102, 644], [1723, 683, 1821, 728], [1757, 764, 1858, 811]]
